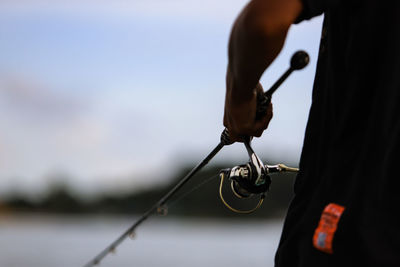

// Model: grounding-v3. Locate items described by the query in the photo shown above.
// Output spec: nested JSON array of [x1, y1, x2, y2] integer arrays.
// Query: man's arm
[[224, 0, 303, 141]]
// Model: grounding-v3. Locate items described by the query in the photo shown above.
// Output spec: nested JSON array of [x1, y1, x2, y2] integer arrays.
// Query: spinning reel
[[218, 136, 298, 214]]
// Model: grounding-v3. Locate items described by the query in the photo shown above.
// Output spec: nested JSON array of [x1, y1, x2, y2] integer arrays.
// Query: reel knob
[[290, 50, 310, 70]]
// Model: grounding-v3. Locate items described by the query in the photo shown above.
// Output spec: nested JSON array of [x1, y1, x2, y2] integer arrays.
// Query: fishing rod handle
[[220, 128, 234, 145], [222, 50, 309, 143], [255, 50, 309, 120]]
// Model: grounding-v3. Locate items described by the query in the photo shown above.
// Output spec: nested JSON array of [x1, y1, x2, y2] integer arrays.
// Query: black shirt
[[275, 1, 400, 266]]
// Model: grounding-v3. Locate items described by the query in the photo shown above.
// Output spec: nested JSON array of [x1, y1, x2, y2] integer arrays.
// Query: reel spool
[[225, 162, 271, 199]]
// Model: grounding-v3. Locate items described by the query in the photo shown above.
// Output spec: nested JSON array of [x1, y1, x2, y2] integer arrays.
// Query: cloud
[[0, 73, 177, 194], [0, 73, 85, 124]]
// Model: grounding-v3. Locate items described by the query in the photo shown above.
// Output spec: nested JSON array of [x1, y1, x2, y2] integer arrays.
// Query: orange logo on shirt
[[313, 203, 345, 254]]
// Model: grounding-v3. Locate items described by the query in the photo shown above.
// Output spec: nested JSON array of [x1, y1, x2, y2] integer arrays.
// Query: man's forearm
[[223, 0, 303, 140], [227, 0, 303, 103]]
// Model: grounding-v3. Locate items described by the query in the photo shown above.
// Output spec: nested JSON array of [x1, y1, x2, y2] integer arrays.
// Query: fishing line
[[167, 174, 219, 210]]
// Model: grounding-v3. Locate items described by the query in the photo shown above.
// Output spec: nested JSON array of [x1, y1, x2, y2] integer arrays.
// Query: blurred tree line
[[1, 161, 297, 219]]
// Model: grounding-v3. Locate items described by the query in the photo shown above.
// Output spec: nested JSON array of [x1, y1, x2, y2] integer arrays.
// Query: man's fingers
[[224, 112, 272, 141], [251, 102, 273, 135], [223, 96, 273, 141]]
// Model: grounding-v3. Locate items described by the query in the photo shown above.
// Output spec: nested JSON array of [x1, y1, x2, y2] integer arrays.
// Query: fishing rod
[[83, 50, 309, 267]]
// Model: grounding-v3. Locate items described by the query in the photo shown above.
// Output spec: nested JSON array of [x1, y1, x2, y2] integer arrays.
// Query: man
[[224, 0, 400, 266]]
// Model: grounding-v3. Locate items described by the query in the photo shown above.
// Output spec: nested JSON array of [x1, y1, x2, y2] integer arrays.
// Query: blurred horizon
[[0, 0, 323, 198]]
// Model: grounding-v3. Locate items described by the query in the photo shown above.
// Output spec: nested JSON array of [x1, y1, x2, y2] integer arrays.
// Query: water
[[0, 214, 284, 267]]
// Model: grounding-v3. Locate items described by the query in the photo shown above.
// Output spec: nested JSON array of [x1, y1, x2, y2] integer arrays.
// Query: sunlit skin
[[223, 0, 303, 142]]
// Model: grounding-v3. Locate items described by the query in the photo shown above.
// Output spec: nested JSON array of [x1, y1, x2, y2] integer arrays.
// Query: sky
[[0, 0, 323, 197]]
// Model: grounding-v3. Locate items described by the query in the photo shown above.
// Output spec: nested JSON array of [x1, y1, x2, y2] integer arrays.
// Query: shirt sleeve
[[295, 0, 341, 23]]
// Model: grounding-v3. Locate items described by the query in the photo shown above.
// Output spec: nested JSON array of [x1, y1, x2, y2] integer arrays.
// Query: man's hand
[[223, 81, 273, 142]]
